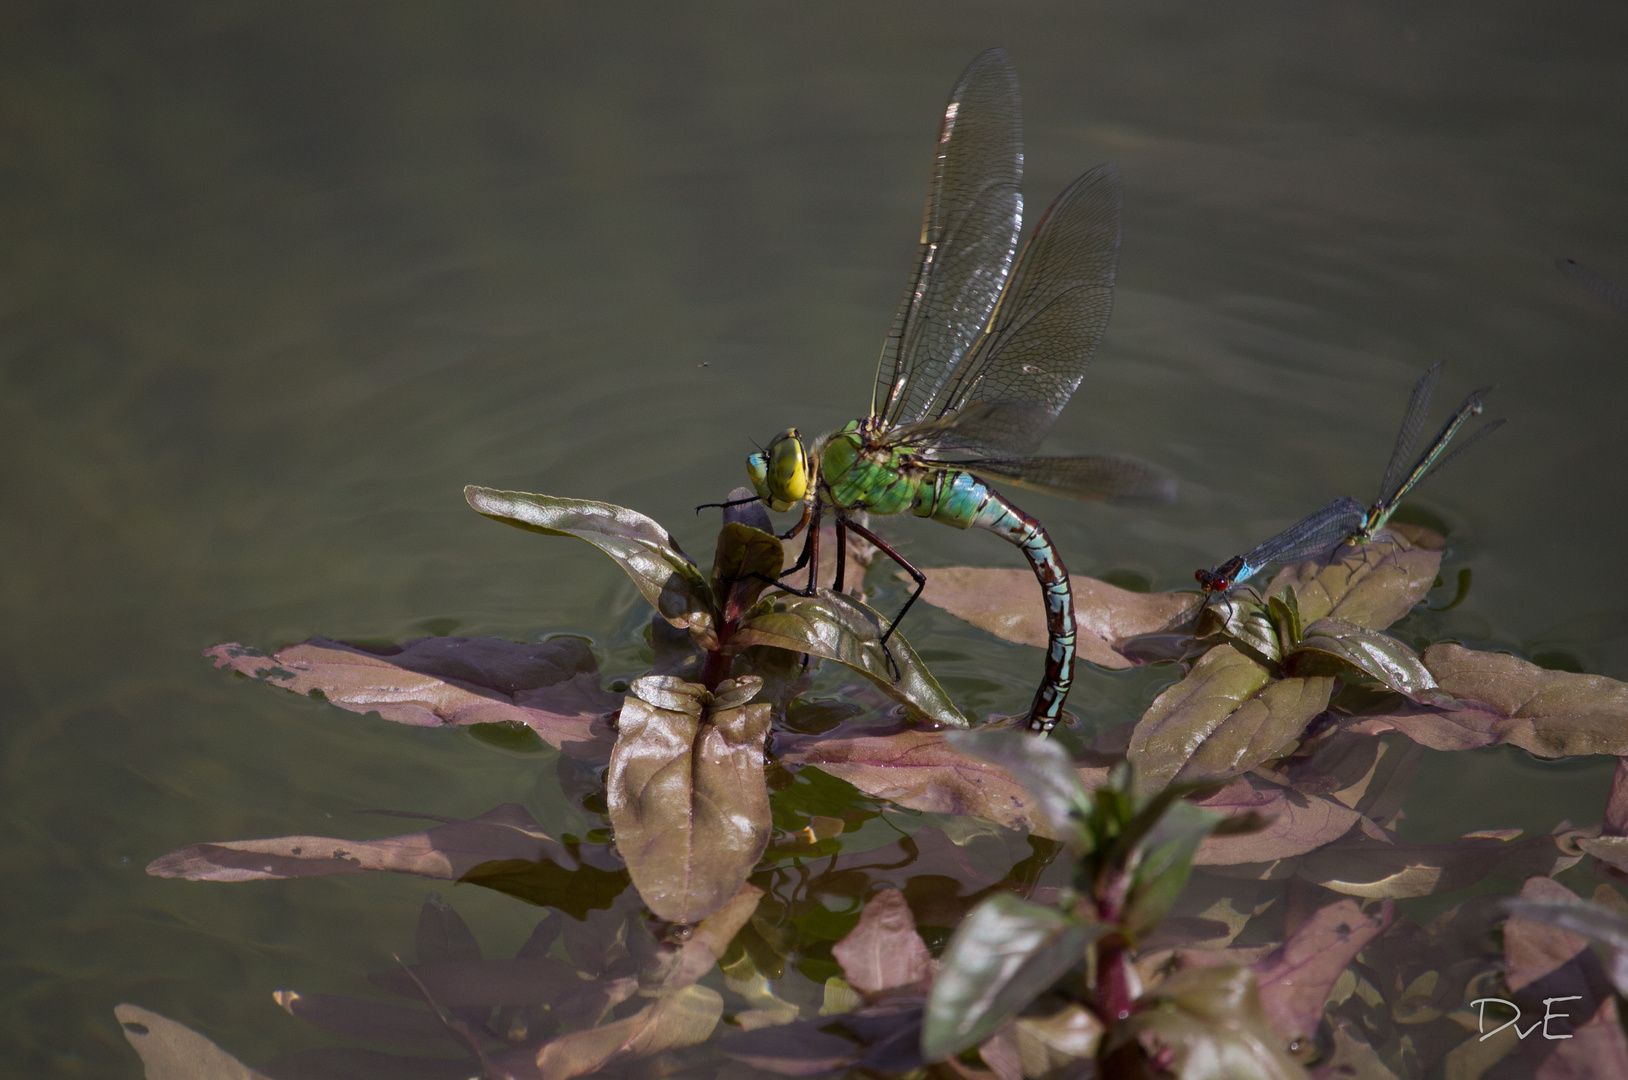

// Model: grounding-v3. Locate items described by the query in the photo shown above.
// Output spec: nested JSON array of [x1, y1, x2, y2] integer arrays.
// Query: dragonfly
[[725, 50, 1175, 734], [1196, 363, 1502, 593]]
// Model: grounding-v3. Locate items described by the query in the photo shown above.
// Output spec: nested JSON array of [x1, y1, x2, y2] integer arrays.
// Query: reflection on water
[[3, 3, 1627, 1075]]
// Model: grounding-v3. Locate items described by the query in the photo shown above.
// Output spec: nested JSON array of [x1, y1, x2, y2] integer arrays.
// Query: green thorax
[[816, 418, 990, 530]]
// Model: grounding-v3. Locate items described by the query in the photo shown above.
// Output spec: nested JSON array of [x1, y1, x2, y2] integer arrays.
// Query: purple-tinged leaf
[[1251, 899, 1392, 1049], [368, 957, 585, 1006], [1421, 644, 1628, 757], [948, 728, 1089, 840], [1193, 775, 1360, 866], [717, 1022, 860, 1075], [205, 636, 618, 762], [907, 567, 1201, 670], [1267, 523, 1443, 632], [271, 991, 454, 1048], [416, 894, 480, 966], [464, 486, 717, 643], [647, 882, 765, 991], [255, 1047, 475, 1079], [114, 1004, 267, 1080], [1499, 877, 1628, 1079], [1297, 829, 1585, 899], [831, 889, 932, 999], [1007, 1004, 1104, 1078], [923, 894, 1104, 1061], [146, 804, 591, 884], [1505, 897, 1628, 997], [607, 677, 771, 925]]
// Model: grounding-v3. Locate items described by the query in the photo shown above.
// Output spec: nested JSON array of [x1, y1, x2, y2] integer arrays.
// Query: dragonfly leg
[[694, 494, 763, 514], [777, 502, 812, 542], [833, 514, 848, 595], [844, 520, 923, 681]]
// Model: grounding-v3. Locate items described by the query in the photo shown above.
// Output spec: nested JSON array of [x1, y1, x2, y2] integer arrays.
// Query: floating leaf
[[205, 637, 619, 761], [831, 889, 933, 999], [1288, 619, 1450, 705], [367, 956, 587, 1007], [922, 894, 1104, 1061], [908, 567, 1201, 669], [1250, 899, 1391, 1049], [732, 590, 967, 726], [1266, 523, 1443, 631], [465, 486, 717, 640], [607, 677, 772, 924], [948, 728, 1090, 841], [1499, 877, 1628, 1077], [1129, 644, 1272, 792], [146, 803, 601, 885], [1172, 676, 1335, 785], [1102, 966, 1307, 1079], [776, 726, 1085, 839], [114, 1005, 268, 1080], [1419, 643, 1628, 757], [717, 1001, 926, 1076]]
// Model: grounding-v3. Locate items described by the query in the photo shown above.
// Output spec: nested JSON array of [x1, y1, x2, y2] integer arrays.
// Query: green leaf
[[1200, 594, 1283, 667], [1123, 799, 1227, 940], [1129, 644, 1273, 792], [922, 894, 1104, 1061], [1102, 966, 1308, 1079], [1266, 523, 1442, 632], [464, 487, 717, 642], [607, 676, 772, 924], [1288, 618, 1451, 704], [947, 729, 1091, 841], [731, 589, 967, 727], [1172, 676, 1335, 784]]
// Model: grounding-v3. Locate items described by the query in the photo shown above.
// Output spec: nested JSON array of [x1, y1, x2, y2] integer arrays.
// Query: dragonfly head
[[1195, 557, 1244, 594], [747, 428, 810, 513]]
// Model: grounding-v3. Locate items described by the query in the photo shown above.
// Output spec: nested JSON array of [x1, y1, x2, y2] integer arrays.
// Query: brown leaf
[[272, 990, 454, 1048], [1418, 644, 1628, 757], [1251, 899, 1392, 1048], [1173, 676, 1336, 785], [908, 567, 1201, 669], [607, 677, 772, 924], [1266, 523, 1443, 631], [525, 984, 723, 1079], [1130, 644, 1273, 792], [1297, 830, 1585, 899], [115, 1005, 269, 1080], [146, 803, 585, 883], [1193, 775, 1361, 867], [368, 956, 586, 1007], [649, 883, 766, 991], [1499, 877, 1628, 1079], [776, 725, 1105, 840], [205, 636, 619, 761], [831, 889, 932, 999]]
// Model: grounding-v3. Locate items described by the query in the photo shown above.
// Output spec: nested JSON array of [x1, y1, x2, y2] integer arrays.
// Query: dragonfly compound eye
[[756, 428, 808, 512]]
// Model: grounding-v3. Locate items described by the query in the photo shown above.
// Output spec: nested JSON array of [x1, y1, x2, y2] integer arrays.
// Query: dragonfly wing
[[1376, 363, 1442, 505], [1413, 411, 1503, 490], [1241, 496, 1366, 570], [873, 50, 1023, 427], [959, 454, 1177, 506], [925, 163, 1122, 455]]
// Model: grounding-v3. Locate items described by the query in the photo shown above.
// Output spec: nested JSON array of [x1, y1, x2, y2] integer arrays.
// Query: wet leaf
[[1250, 899, 1392, 1049], [909, 567, 1201, 669], [948, 728, 1090, 840], [1193, 775, 1361, 866], [1203, 592, 1286, 667], [1420, 643, 1628, 757], [368, 956, 592, 1007], [524, 984, 723, 1079], [713, 522, 784, 619], [1296, 829, 1584, 898], [1266, 523, 1443, 631], [1130, 644, 1273, 792], [205, 637, 619, 762], [831, 888, 932, 999], [607, 676, 772, 924], [1505, 897, 1628, 997], [732, 589, 967, 726], [272, 990, 454, 1048], [464, 486, 717, 640], [1010, 1003, 1104, 1078], [114, 1005, 268, 1080], [146, 803, 595, 884], [776, 726, 1092, 840], [646, 882, 765, 991], [1288, 619, 1451, 705], [1125, 797, 1254, 941], [1499, 877, 1628, 1078], [922, 894, 1104, 1061], [1172, 676, 1335, 785], [1103, 966, 1308, 1080]]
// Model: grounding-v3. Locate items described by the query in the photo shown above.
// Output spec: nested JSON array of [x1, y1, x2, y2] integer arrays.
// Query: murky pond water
[[4, 3, 1628, 1076]]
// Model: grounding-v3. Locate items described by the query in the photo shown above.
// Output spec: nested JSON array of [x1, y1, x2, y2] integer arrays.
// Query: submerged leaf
[[922, 894, 1104, 1061], [1011, 1004, 1105, 1077], [1266, 523, 1443, 631], [831, 889, 933, 999], [465, 486, 717, 639], [1103, 966, 1308, 1079], [526, 984, 724, 1079], [205, 637, 619, 761], [909, 567, 1201, 669], [948, 728, 1090, 840], [1193, 776, 1361, 866], [732, 589, 966, 726], [607, 677, 772, 925], [114, 1005, 268, 1080], [1250, 899, 1391, 1049], [1296, 829, 1584, 898], [1129, 644, 1272, 792]]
